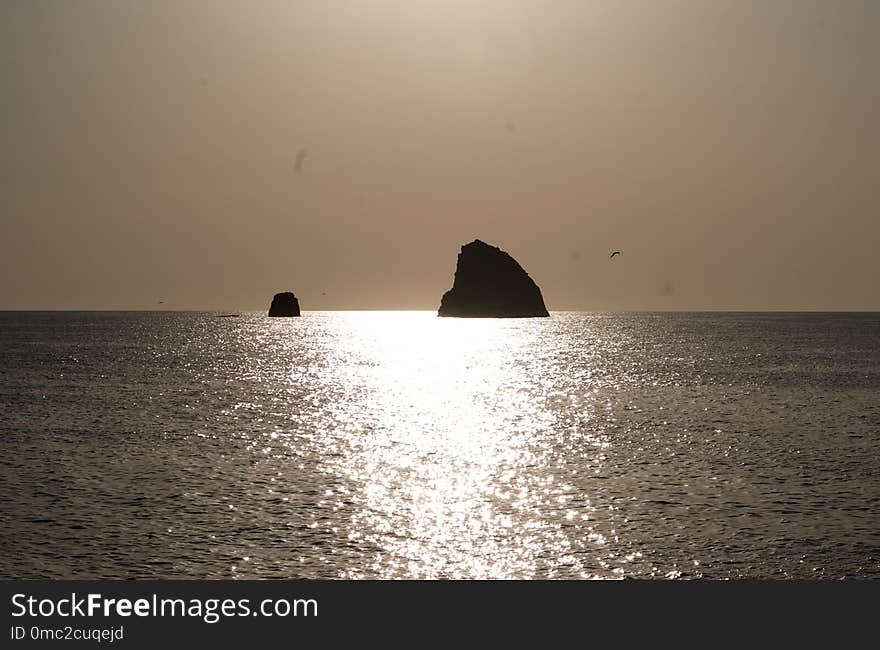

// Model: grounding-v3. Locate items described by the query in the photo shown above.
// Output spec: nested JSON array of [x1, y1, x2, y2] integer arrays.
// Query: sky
[[2, 0, 878, 311]]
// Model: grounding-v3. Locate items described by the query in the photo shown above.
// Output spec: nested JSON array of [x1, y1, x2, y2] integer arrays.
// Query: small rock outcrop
[[438, 240, 549, 318], [268, 292, 301, 317]]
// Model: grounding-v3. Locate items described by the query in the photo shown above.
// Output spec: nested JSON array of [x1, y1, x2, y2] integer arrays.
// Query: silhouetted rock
[[268, 292, 301, 317], [438, 240, 549, 318]]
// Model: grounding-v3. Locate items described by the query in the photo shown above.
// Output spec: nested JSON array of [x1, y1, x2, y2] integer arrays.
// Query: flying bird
[[610, 251, 621, 259]]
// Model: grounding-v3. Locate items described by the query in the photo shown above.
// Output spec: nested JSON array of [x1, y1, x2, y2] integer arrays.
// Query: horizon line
[[2, 308, 879, 314]]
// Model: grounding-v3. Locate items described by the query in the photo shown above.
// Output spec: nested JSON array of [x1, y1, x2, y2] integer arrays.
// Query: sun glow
[[293, 311, 609, 578]]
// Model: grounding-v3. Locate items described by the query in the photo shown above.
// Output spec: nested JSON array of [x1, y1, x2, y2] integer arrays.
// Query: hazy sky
[[2, 1, 878, 310]]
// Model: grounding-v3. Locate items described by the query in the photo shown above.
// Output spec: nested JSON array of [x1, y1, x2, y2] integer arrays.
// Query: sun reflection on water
[[297, 312, 612, 579]]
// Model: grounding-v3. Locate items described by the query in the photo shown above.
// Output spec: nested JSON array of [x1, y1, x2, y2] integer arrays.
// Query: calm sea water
[[0, 311, 878, 579]]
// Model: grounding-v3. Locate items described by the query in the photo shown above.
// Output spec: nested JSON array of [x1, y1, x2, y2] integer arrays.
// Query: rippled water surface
[[1, 311, 878, 579]]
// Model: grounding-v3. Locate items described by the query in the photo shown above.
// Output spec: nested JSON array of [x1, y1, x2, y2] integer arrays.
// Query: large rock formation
[[438, 240, 549, 318], [268, 292, 301, 317]]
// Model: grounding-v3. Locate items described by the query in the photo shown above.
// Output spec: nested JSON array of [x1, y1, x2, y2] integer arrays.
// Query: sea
[[0, 311, 878, 579]]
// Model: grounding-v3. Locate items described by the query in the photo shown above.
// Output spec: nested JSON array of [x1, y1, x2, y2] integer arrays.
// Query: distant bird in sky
[[158, 301, 164, 304], [610, 251, 621, 259]]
